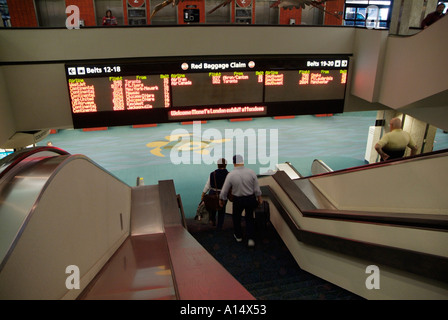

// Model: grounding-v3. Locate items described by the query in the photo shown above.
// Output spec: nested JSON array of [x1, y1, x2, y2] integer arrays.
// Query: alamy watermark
[[365, 265, 380, 290], [66, 5, 80, 29], [65, 265, 80, 290], [168, 121, 278, 174], [65, 264, 381, 291]]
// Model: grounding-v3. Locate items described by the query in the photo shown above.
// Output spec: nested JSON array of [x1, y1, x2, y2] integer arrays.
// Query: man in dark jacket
[[421, 3, 445, 28], [202, 158, 229, 229]]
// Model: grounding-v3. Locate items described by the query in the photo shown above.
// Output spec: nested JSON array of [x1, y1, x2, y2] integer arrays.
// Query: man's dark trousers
[[232, 195, 258, 240]]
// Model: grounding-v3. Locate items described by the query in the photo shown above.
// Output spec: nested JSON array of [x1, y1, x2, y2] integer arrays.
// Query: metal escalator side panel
[[309, 153, 448, 215], [259, 179, 448, 299], [276, 162, 303, 179], [311, 159, 333, 175], [0, 155, 70, 272], [0, 154, 132, 299]]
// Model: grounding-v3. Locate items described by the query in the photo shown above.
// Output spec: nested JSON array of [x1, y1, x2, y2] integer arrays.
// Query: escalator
[[259, 151, 448, 299], [0, 147, 71, 270], [0, 147, 253, 300], [311, 159, 333, 175]]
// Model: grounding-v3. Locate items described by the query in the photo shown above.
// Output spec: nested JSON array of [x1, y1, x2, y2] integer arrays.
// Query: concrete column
[[389, 0, 438, 35], [364, 110, 394, 163], [371, 110, 436, 162], [402, 114, 437, 156]]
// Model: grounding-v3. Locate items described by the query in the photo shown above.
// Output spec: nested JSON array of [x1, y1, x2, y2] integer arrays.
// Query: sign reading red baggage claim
[[66, 55, 349, 128]]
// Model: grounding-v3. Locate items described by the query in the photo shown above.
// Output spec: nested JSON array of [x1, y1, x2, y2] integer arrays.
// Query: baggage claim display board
[[66, 55, 349, 128]]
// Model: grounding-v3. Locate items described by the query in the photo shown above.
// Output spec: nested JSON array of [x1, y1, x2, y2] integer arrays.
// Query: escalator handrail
[[0, 146, 70, 180], [261, 184, 448, 284], [284, 161, 304, 178], [307, 148, 448, 178], [271, 170, 448, 231], [311, 159, 333, 174], [302, 208, 448, 231]]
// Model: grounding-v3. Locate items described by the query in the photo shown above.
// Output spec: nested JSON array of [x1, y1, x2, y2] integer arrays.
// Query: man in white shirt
[[375, 117, 418, 161], [219, 155, 263, 247]]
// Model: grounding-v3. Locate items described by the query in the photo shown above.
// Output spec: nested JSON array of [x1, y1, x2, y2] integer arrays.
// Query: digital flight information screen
[[65, 55, 349, 128]]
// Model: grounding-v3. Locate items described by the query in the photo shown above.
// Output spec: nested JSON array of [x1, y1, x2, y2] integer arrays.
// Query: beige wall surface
[[1, 64, 73, 131], [0, 26, 355, 62], [379, 17, 448, 110], [350, 29, 388, 103], [0, 68, 15, 143]]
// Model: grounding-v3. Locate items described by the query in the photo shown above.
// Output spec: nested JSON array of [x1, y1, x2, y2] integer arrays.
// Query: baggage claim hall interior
[[0, 0, 448, 300]]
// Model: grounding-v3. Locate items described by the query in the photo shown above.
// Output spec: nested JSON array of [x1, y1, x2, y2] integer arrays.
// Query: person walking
[[201, 158, 229, 230], [421, 3, 445, 29], [219, 155, 262, 247]]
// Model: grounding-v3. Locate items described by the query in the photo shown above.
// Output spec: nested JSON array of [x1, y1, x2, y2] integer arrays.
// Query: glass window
[[358, 7, 367, 18], [346, 0, 390, 4], [441, 1, 448, 14], [346, 0, 369, 4], [379, 7, 389, 20], [343, 0, 391, 28], [368, 1, 391, 5], [345, 7, 355, 19], [344, 6, 366, 26]]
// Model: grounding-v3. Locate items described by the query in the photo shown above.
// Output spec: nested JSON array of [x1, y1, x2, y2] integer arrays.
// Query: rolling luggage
[[255, 200, 270, 235]]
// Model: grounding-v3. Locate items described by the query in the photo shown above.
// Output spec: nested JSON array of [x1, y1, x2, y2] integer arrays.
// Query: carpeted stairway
[[187, 216, 363, 300]]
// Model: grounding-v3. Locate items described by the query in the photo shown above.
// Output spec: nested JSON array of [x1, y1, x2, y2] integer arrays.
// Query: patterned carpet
[[187, 216, 363, 300], [37, 112, 448, 220]]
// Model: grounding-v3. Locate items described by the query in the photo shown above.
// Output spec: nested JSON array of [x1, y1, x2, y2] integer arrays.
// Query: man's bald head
[[390, 117, 402, 130]]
